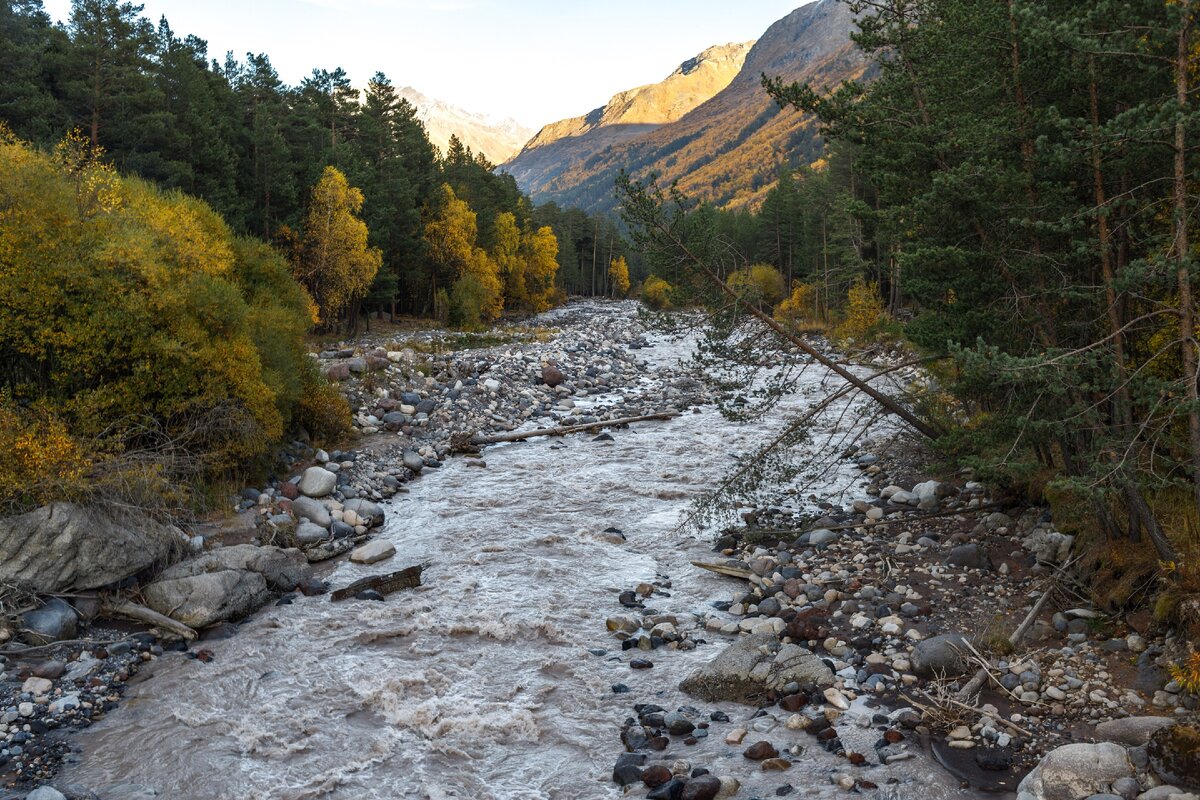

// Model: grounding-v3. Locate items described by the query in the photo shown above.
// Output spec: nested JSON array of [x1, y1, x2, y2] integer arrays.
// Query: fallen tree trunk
[[691, 561, 754, 580], [103, 600, 198, 641], [455, 412, 680, 451], [331, 564, 426, 602]]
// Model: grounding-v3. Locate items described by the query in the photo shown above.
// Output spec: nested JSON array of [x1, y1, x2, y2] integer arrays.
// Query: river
[[63, 303, 981, 800]]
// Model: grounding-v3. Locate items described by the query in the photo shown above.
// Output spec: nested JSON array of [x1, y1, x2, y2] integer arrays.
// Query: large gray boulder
[[1095, 716, 1176, 747], [20, 598, 78, 645], [342, 498, 385, 528], [291, 496, 332, 528], [680, 633, 833, 703], [155, 545, 309, 592], [143, 570, 269, 628], [0, 503, 178, 594], [1016, 742, 1132, 800], [910, 633, 975, 679], [298, 467, 337, 498]]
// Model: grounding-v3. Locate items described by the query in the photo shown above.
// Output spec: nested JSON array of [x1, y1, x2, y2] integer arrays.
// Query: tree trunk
[[1089, 57, 1132, 433], [1173, 2, 1200, 513]]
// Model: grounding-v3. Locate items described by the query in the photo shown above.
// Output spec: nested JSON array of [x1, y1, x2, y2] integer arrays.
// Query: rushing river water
[[64, 304, 985, 800]]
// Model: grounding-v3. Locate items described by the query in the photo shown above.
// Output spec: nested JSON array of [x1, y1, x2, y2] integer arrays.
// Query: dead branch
[[102, 600, 197, 641], [458, 412, 680, 451]]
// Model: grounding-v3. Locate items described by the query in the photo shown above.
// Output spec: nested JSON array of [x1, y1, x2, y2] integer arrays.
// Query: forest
[[0, 0, 637, 328], [625, 0, 1200, 616]]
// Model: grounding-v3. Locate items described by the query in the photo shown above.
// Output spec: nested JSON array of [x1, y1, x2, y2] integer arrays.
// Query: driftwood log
[[452, 412, 680, 452], [691, 561, 754, 580], [102, 600, 198, 641], [331, 564, 426, 602]]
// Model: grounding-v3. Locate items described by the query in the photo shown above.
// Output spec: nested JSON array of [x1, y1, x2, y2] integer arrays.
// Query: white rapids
[[63, 303, 984, 800]]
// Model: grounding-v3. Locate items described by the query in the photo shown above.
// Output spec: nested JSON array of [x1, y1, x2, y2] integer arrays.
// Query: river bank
[[1, 300, 1196, 799]]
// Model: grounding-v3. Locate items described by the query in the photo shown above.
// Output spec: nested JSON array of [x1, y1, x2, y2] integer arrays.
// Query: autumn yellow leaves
[[424, 184, 561, 329], [0, 129, 339, 510]]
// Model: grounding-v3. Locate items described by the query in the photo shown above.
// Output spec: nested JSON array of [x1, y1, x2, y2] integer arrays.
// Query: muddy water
[[65, 305, 982, 800]]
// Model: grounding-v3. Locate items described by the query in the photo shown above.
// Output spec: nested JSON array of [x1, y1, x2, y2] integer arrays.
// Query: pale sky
[[40, 0, 810, 129]]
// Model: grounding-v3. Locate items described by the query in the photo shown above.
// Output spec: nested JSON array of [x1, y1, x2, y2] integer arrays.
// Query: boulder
[[1095, 716, 1176, 747], [291, 496, 332, 528], [542, 364, 566, 387], [945, 543, 992, 571], [26, 788, 68, 800], [0, 503, 177, 594], [807, 529, 838, 547], [342, 498, 385, 528], [143, 570, 269, 628], [402, 451, 425, 473], [1148, 725, 1200, 791], [1023, 529, 1075, 565], [19, 598, 78, 645], [296, 522, 330, 545], [1016, 742, 1132, 800], [682, 775, 722, 800], [325, 363, 351, 381], [156, 545, 310, 592], [298, 467, 337, 498], [913, 480, 942, 510], [351, 540, 396, 565], [679, 633, 833, 703], [910, 633, 975, 678]]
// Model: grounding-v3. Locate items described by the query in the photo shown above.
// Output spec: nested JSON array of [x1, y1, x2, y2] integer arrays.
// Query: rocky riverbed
[[1, 300, 1196, 800]]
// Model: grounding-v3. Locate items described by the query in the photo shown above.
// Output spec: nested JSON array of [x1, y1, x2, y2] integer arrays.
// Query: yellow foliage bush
[[0, 400, 89, 510], [0, 132, 324, 503], [834, 279, 888, 342], [1170, 649, 1200, 694], [774, 282, 819, 327], [641, 275, 674, 310], [727, 264, 786, 308]]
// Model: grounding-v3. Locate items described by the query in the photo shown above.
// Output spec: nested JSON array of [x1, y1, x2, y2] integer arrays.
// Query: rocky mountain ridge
[[502, 0, 864, 213], [519, 41, 754, 154], [398, 86, 533, 164]]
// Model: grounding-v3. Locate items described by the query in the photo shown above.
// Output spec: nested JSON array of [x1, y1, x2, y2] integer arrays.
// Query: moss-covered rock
[[1148, 724, 1200, 791]]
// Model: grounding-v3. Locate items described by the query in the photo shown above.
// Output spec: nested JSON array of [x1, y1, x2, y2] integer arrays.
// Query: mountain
[[397, 87, 533, 165], [502, 0, 862, 213], [520, 41, 754, 153]]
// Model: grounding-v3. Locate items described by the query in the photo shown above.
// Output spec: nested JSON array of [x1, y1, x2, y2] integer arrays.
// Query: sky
[[40, 0, 810, 129]]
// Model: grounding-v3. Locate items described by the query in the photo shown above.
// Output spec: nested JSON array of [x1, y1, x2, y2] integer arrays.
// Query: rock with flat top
[[1095, 716, 1176, 747], [351, 540, 396, 565]]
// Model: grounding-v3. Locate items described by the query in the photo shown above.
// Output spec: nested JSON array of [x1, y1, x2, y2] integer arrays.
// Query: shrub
[[0, 400, 89, 510], [0, 132, 319, 503], [295, 363, 352, 445], [727, 264, 786, 308], [433, 288, 451, 325], [641, 275, 674, 310], [834, 279, 888, 343], [774, 282, 820, 327], [449, 273, 491, 330]]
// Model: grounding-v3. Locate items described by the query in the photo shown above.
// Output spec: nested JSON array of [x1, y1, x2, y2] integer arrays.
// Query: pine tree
[[63, 0, 160, 162], [0, 1, 66, 142]]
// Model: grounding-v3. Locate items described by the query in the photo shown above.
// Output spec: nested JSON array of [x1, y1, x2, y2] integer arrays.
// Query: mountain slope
[[398, 87, 532, 165], [502, 0, 861, 213], [520, 41, 753, 154]]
